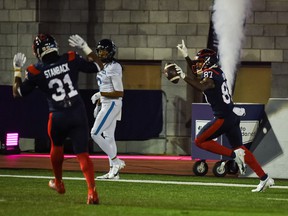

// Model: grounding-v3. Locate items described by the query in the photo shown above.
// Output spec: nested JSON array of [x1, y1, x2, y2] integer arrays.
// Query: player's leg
[[195, 118, 234, 156], [76, 152, 99, 204], [47, 112, 65, 194], [95, 119, 119, 179], [227, 119, 275, 192], [70, 110, 99, 204], [91, 101, 125, 179], [91, 101, 121, 159], [104, 121, 125, 179]]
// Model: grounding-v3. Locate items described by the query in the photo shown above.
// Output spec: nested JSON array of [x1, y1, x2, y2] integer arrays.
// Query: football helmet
[[192, 48, 219, 75], [96, 39, 116, 63], [33, 34, 59, 60]]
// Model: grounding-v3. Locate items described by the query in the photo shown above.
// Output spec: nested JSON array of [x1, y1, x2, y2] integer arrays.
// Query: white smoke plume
[[212, 0, 252, 93]]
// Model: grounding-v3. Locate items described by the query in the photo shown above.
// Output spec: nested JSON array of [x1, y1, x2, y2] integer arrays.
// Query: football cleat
[[48, 179, 65, 194], [252, 176, 275, 192], [87, 190, 99, 205], [234, 148, 246, 175], [96, 172, 120, 180], [108, 158, 125, 179]]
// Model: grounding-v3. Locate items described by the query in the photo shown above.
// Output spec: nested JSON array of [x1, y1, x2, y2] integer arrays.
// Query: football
[[163, 63, 180, 84]]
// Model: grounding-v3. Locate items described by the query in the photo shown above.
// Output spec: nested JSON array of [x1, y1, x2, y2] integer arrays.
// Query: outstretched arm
[[175, 64, 215, 92], [68, 34, 104, 70], [12, 53, 26, 98], [176, 39, 197, 76]]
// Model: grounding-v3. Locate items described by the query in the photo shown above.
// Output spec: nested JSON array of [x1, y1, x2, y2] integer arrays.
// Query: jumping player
[[12, 33, 103, 204], [90, 39, 125, 180], [176, 40, 274, 192]]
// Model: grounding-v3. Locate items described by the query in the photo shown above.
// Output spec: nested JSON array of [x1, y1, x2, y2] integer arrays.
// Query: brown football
[[163, 63, 180, 84]]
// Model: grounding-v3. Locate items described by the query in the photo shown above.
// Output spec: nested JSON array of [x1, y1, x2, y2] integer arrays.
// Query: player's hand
[[93, 104, 101, 118], [91, 92, 101, 104], [13, 53, 26, 71], [68, 34, 92, 55], [175, 64, 186, 79], [176, 39, 188, 58]]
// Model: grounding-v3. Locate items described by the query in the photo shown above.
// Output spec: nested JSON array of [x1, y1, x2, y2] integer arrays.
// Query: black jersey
[[202, 67, 234, 117], [20, 51, 99, 111]]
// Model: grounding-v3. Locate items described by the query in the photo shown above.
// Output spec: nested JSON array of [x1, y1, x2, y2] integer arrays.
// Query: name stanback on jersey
[[20, 51, 99, 111], [202, 68, 234, 117]]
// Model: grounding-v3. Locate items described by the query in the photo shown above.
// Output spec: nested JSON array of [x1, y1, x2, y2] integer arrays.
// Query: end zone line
[[0, 174, 287, 190]]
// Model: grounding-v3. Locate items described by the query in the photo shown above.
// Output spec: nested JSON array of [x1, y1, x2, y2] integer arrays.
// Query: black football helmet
[[192, 48, 219, 75], [33, 34, 59, 60], [96, 39, 116, 63]]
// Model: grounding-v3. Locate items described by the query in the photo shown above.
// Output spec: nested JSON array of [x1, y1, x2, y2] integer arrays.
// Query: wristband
[[14, 71, 22, 78], [83, 46, 92, 55]]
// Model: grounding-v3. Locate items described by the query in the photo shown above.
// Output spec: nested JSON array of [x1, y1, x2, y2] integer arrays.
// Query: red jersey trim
[[204, 68, 220, 75], [68, 51, 76, 61], [27, 64, 41, 75]]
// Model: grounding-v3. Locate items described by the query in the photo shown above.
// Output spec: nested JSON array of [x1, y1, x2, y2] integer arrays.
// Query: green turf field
[[0, 169, 287, 216]]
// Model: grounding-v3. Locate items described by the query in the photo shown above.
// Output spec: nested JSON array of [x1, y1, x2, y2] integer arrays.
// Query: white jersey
[[91, 59, 123, 161], [97, 61, 123, 102]]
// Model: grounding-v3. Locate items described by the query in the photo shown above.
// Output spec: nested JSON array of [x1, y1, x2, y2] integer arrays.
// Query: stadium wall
[[1, 0, 288, 155]]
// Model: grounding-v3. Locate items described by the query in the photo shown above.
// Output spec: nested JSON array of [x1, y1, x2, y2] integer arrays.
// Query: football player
[[90, 39, 125, 180], [12, 33, 103, 204], [176, 40, 274, 192]]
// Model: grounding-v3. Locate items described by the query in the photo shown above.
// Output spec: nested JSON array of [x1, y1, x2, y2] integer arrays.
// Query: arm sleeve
[[72, 52, 101, 73], [106, 63, 123, 91], [19, 77, 37, 96], [111, 75, 124, 92]]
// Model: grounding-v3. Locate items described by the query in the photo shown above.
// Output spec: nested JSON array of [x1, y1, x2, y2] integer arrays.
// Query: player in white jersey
[[90, 39, 125, 179]]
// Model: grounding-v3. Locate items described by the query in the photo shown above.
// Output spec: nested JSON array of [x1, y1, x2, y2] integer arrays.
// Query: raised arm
[[176, 39, 197, 76], [12, 52, 26, 98], [68, 34, 104, 70]]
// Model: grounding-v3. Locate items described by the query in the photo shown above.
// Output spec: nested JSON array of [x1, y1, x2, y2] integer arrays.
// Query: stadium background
[[0, 0, 287, 157]]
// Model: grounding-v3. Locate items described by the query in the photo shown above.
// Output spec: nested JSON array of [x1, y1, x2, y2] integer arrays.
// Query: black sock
[[260, 174, 268, 181]]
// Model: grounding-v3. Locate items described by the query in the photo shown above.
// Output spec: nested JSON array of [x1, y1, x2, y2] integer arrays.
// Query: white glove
[[175, 64, 186, 79], [176, 39, 188, 58], [91, 92, 101, 104], [13, 53, 26, 71], [233, 107, 246, 116], [94, 104, 101, 118], [68, 34, 92, 55]]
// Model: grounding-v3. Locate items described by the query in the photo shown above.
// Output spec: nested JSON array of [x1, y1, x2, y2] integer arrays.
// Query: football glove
[[176, 39, 188, 58], [94, 104, 101, 118], [68, 34, 92, 55], [91, 92, 101, 104], [13, 53, 26, 71], [175, 64, 186, 79]]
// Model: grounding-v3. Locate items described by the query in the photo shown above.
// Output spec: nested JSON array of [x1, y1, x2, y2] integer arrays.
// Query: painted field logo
[[240, 120, 259, 144]]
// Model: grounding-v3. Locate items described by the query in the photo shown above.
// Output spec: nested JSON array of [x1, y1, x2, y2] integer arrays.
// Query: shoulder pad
[[27, 64, 41, 75], [67, 51, 76, 61]]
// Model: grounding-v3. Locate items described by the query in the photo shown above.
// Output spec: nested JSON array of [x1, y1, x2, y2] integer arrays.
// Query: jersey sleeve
[[69, 51, 101, 73], [18, 64, 40, 96], [111, 75, 124, 92], [105, 62, 122, 77]]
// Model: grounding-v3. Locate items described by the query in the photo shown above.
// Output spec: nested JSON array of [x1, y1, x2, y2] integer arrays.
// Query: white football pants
[[91, 100, 122, 161]]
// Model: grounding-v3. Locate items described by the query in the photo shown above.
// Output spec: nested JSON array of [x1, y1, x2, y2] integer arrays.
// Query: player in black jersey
[[12, 33, 103, 204], [176, 40, 274, 192]]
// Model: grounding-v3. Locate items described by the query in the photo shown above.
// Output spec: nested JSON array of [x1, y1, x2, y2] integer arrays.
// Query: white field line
[[0, 174, 288, 190], [266, 198, 288, 201]]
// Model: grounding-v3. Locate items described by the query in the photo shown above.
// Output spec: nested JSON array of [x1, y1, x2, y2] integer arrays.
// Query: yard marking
[[1, 174, 288, 190], [267, 198, 288, 201]]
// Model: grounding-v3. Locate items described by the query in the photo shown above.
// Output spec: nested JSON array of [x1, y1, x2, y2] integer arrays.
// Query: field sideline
[[1, 169, 288, 216], [1, 173, 288, 190]]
